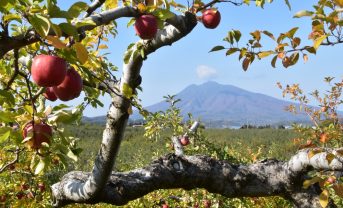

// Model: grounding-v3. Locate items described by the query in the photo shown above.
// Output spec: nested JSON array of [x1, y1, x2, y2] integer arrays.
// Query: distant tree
[[0, 0, 343, 207]]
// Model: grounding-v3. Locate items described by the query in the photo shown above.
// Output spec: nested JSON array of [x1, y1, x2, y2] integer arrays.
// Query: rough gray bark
[[50, 149, 343, 207]]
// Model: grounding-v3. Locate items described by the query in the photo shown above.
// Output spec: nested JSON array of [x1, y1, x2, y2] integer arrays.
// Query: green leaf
[[24, 105, 33, 115], [68, 2, 88, 18], [0, 130, 11, 144], [28, 14, 51, 38], [284, 0, 291, 10], [51, 23, 62, 37], [257, 51, 274, 59], [293, 10, 313, 18], [3, 13, 22, 23], [48, 4, 72, 19], [233, 30, 242, 42], [0, 111, 15, 123], [209, 46, 225, 52], [34, 159, 46, 175], [285, 27, 299, 38], [127, 18, 136, 28], [305, 46, 316, 54], [314, 35, 327, 49], [59, 22, 79, 40], [226, 48, 240, 56], [75, 19, 96, 28], [122, 83, 133, 99], [67, 149, 78, 161], [0, 89, 15, 106], [153, 9, 174, 20]]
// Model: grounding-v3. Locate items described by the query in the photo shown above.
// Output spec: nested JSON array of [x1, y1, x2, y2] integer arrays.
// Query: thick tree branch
[[84, 0, 106, 18], [0, 7, 139, 59], [51, 12, 198, 207], [51, 148, 343, 207]]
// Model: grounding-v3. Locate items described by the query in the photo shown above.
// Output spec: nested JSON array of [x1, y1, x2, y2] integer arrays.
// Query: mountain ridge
[[84, 82, 309, 127]]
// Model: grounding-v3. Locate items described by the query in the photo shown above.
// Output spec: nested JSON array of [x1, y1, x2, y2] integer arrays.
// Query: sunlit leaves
[[319, 189, 329, 208], [68, 2, 88, 18], [293, 10, 313, 18], [28, 14, 51, 38], [257, 51, 274, 59], [73, 42, 89, 64], [313, 35, 327, 50], [46, 36, 67, 49]]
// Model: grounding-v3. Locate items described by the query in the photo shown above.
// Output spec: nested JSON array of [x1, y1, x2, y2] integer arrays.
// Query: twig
[[0, 147, 23, 173], [5, 49, 20, 90], [196, 0, 243, 12], [84, 0, 106, 18]]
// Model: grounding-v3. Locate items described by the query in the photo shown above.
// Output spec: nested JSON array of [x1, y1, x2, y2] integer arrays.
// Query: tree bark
[[51, 148, 343, 207], [51, 11, 198, 207]]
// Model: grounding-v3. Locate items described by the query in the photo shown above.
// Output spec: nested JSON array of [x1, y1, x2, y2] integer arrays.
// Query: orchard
[[0, 0, 343, 207]]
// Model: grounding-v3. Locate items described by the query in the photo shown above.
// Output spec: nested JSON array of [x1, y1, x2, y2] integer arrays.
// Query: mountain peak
[[131, 82, 308, 127]]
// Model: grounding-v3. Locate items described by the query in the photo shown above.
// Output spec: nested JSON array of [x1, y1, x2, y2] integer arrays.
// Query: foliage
[[279, 77, 343, 207], [1, 0, 343, 207]]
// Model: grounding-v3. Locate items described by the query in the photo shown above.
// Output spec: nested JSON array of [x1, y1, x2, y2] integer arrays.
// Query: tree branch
[[51, 12, 198, 207], [84, 0, 106, 18], [51, 148, 343, 207]]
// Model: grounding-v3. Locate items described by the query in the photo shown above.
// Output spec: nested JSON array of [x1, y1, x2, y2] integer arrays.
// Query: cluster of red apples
[[134, 8, 221, 39], [31, 54, 83, 102], [22, 54, 83, 149]]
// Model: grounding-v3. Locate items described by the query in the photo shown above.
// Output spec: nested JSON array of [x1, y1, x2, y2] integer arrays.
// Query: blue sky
[[58, 0, 342, 117]]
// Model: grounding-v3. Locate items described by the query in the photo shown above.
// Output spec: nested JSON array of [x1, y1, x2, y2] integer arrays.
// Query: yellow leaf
[[335, 0, 343, 7], [319, 189, 329, 208], [326, 153, 335, 165], [98, 44, 108, 49], [257, 51, 274, 59], [105, 0, 118, 9], [137, 3, 146, 12], [308, 149, 322, 159], [46, 36, 67, 49], [73, 42, 88, 64], [313, 35, 327, 50], [302, 177, 322, 189]]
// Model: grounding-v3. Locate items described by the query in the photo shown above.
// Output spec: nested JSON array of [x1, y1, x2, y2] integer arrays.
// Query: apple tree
[[0, 0, 343, 207]]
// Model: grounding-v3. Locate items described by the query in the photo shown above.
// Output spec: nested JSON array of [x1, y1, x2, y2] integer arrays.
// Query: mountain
[[83, 82, 309, 127], [130, 81, 308, 127]]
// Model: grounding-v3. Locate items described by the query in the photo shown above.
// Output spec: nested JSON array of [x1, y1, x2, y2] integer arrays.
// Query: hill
[[129, 81, 309, 127]]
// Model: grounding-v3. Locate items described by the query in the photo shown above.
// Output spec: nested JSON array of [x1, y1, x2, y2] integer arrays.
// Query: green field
[[65, 124, 299, 172], [61, 123, 300, 207]]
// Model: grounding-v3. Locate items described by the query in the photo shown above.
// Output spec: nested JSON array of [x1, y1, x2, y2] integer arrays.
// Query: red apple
[[202, 9, 221, 29], [20, 183, 29, 191], [31, 55, 67, 87], [162, 204, 169, 208], [52, 67, 83, 101], [23, 122, 52, 149], [180, 135, 190, 146], [16, 192, 25, 200], [134, 14, 158, 39], [43, 87, 58, 101], [0, 195, 6, 202], [203, 199, 211, 208], [327, 177, 336, 184], [38, 183, 46, 192]]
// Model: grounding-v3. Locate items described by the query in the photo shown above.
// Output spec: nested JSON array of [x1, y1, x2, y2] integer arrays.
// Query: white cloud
[[196, 65, 218, 80]]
